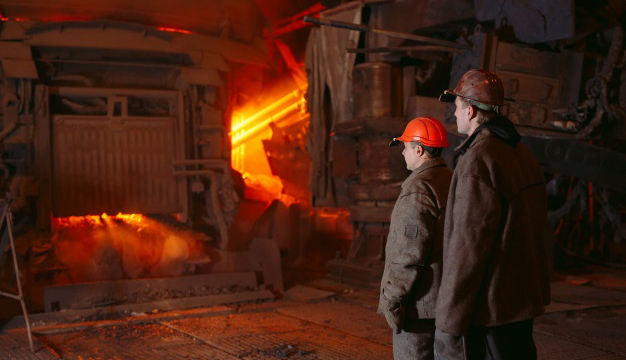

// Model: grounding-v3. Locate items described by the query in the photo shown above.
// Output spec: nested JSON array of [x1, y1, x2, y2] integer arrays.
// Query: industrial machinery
[[304, 0, 626, 286], [1, 0, 625, 306], [0, 2, 286, 316]]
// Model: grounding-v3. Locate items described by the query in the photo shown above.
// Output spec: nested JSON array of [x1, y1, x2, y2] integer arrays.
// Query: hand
[[382, 300, 404, 334]]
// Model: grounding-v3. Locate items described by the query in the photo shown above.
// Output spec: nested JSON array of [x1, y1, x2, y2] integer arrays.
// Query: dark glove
[[382, 299, 404, 334], [434, 328, 466, 360]]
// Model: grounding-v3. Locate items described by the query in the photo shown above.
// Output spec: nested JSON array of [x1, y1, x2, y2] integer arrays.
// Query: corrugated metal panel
[[52, 115, 180, 216]]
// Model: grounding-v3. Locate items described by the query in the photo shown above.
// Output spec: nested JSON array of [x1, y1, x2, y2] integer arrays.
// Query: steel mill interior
[[0, 0, 625, 359]]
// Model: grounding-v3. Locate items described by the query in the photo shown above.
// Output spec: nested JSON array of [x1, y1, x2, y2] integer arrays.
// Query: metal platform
[[1, 279, 626, 360]]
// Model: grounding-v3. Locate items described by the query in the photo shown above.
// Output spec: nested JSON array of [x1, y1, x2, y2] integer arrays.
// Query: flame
[[51, 213, 209, 282]]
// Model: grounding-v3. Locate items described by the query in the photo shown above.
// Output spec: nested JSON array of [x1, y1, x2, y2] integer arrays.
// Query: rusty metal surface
[[5, 291, 273, 331], [353, 62, 403, 118], [534, 329, 626, 360], [1, 0, 264, 43], [406, 95, 446, 121], [0, 332, 58, 360], [38, 322, 240, 360], [5, 278, 626, 360], [35, 310, 392, 360], [358, 137, 406, 184], [536, 313, 626, 358], [368, 0, 474, 57], [43, 272, 259, 312], [164, 312, 391, 360], [348, 183, 401, 202], [51, 112, 179, 216], [475, 0, 575, 44], [331, 138, 359, 178], [334, 117, 408, 136], [521, 136, 626, 194], [492, 42, 583, 130], [277, 300, 391, 346]]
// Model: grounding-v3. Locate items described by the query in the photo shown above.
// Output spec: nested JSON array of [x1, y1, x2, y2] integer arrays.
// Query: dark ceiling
[[0, 0, 321, 42]]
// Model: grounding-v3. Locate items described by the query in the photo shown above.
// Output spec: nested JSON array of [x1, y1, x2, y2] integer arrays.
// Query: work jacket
[[436, 117, 551, 336], [380, 157, 452, 320]]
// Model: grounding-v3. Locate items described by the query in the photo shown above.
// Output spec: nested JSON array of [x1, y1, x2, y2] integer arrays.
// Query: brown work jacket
[[379, 157, 452, 320], [435, 128, 551, 336]]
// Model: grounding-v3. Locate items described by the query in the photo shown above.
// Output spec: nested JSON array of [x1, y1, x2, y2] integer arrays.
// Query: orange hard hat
[[389, 116, 449, 147], [439, 68, 504, 111]]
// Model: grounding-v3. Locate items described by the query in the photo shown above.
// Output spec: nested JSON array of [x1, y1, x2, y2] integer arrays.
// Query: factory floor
[[2, 264, 626, 360]]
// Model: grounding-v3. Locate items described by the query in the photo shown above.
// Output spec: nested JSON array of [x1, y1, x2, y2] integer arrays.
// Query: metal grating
[[52, 115, 180, 216], [37, 311, 392, 360], [0, 332, 58, 360], [165, 312, 392, 360], [535, 331, 626, 360], [38, 323, 239, 360]]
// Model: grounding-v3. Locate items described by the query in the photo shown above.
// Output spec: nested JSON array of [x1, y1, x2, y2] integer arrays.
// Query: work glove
[[379, 295, 404, 334], [434, 328, 466, 360]]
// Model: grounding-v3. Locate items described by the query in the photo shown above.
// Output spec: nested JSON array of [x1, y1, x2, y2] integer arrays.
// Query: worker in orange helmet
[[434, 69, 551, 360], [379, 116, 452, 360]]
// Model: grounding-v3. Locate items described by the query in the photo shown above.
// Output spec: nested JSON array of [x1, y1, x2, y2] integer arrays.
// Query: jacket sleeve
[[436, 175, 501, 335], [381, 191, 437, 302]]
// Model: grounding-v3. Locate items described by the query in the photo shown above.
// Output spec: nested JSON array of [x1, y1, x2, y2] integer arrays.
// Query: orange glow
[[231, 89, 307, 146], [0, 15, 193, 33], [157, 27, 193, 34], [52, 212, 145, 229], [231, 81, 308, 174], [51, 213, 209, 282], [241, 172, 296, 206]]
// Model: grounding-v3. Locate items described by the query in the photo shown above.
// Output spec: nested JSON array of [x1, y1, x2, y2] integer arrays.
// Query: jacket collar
[[454, 115, 521, 156], [402, 157, 447, 188]]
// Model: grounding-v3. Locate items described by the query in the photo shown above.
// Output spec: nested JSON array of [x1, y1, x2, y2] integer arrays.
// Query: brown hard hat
[[389, 116, 449, 148], [439, 69, 504, 111]]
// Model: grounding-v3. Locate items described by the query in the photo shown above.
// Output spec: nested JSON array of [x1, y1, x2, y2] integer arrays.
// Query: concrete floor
[[2, 266, 626, 360]]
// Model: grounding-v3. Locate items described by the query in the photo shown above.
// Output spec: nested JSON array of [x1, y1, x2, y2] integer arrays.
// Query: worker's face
[[402, 142, 420, 171], [454, 97, 472, 135]]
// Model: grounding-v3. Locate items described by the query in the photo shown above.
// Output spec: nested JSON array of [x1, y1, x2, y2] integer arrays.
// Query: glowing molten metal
[[51, 213, 208, 282]]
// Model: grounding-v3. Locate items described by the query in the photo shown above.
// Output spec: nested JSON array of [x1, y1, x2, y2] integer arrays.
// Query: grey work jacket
[[380, 157, 452, 320]]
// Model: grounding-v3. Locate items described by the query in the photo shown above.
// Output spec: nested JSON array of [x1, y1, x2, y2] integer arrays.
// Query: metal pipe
[[346, 45, 464, 54], [3, 204, 35, 353], [174, 170, 220, 176], [172, 159, 228, 168], [171, 167, 230, 249], [0, 290, 20, 301], [303, 16, 470, 50], [208, 171, 229, 250]]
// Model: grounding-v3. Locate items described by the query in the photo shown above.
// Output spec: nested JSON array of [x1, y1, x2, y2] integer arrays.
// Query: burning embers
[[51, 214, 209, 282]]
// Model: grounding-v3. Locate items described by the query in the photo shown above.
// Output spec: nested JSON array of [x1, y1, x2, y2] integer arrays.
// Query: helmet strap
[[468, 99, 500, 113]]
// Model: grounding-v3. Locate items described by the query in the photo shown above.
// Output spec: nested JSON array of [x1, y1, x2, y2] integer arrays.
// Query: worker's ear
[[468, 104, 478, 120], [415, 144, 424, 157]]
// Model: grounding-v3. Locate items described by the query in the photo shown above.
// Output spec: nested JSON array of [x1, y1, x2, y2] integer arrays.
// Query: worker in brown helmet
[[434, 69, 551, 360], [379, 116, 452, 360]]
